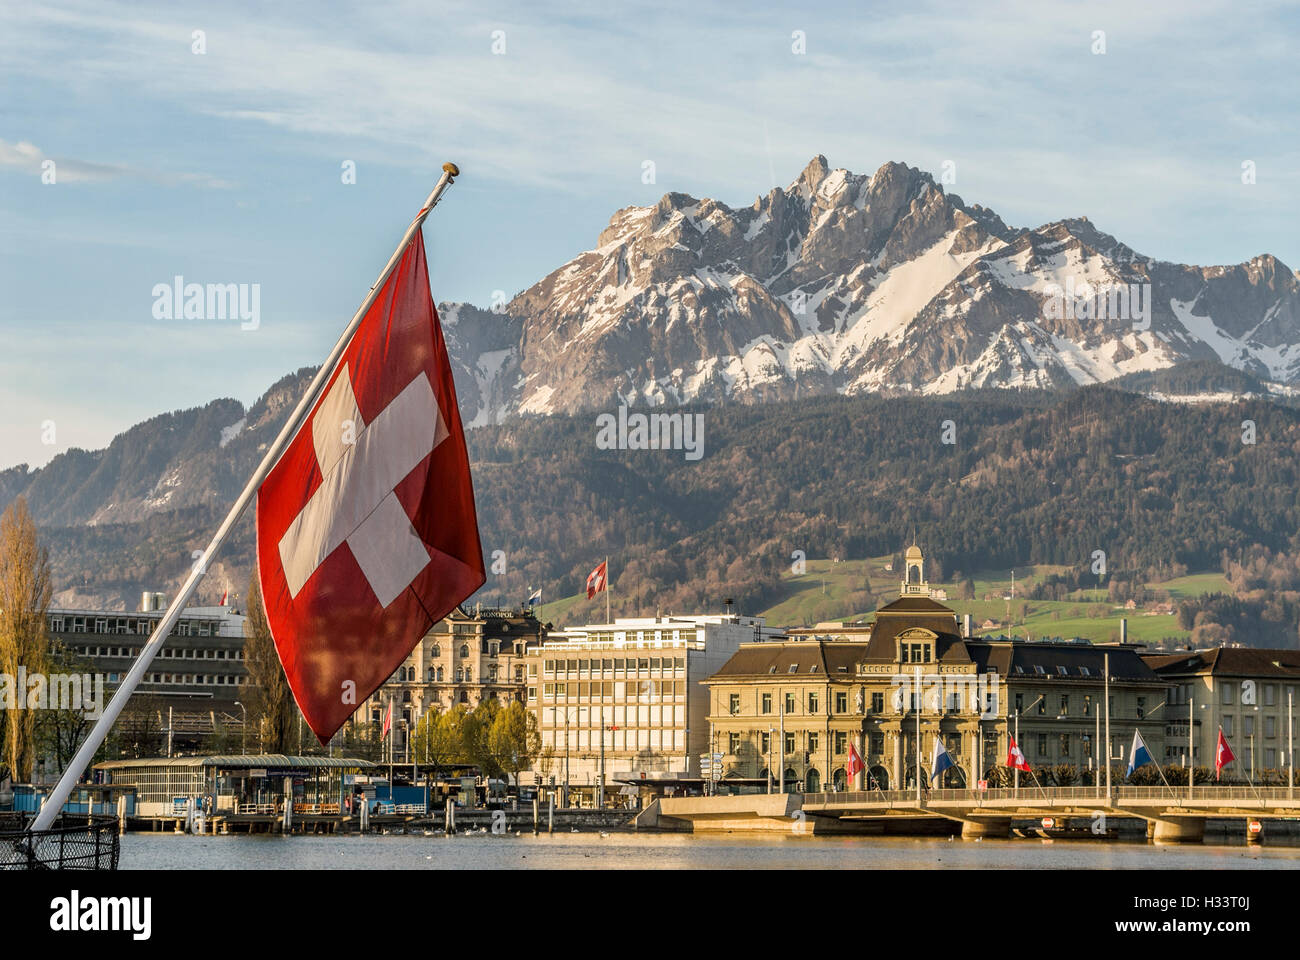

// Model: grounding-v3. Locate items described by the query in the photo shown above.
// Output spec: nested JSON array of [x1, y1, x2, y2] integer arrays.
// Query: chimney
[[962, 613, 973, 639]]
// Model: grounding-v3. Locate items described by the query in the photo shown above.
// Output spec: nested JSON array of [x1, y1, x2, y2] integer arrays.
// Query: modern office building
[[44, 595, 250, 758], [521, 611, 782, 800]]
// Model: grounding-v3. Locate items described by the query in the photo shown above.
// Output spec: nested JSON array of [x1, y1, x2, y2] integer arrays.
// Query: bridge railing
[[801, 785, 1300, 806]]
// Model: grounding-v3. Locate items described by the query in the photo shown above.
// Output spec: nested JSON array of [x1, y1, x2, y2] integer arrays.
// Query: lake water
[[120, 831, 1300, 869]]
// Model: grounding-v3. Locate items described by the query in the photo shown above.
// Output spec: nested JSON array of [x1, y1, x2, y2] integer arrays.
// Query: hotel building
[[706, 546, 1169, 792]]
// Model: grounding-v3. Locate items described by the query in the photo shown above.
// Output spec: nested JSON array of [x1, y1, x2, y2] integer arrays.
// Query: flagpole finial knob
[[442, 162, 460, 178]]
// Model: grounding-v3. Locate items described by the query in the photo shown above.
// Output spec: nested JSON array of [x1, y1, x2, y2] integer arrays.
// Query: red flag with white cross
[[586, 560, 608, 599], [255, 229, 485, 743], [1215, 727, 1236, 780], [1006, 735, 1030, 772]]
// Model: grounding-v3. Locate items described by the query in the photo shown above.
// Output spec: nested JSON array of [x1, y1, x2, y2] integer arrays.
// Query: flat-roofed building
[[521, 612, 782, 801], [45, 599, 250, 760]]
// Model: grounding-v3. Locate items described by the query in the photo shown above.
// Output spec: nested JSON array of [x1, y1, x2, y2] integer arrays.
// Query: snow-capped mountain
[[445, 156, 1300, 422]]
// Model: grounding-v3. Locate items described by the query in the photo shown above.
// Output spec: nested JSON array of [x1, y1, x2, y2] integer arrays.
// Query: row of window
[[393, 664, 524, 684], [140, 673, 245, 686], [50, 616, 220, 637], [541, 681, 685, 702], [540, 704, 685, 726], [73, 645, 243, 661], [540, 728, 685, 751], [1219, 715, 1298, 738], [427, 641, 514, 658], [542, 657, 686, 678]]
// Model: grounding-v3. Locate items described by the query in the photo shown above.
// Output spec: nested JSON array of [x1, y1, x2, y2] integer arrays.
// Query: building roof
[[1144, 647, 1300, 679], [972, 641, 1158, 682], [706, 641, 870, 680], [93, 754, 376, 771]]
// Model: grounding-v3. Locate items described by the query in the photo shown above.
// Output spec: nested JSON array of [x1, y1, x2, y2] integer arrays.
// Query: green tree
[[463, 699, 504, 780], [488, 700, 541, 786], [412, 704, 471, 782]]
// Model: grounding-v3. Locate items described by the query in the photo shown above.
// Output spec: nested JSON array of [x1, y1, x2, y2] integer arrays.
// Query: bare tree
[[0, 497, 52, 781], [243, 574, 297, 753]]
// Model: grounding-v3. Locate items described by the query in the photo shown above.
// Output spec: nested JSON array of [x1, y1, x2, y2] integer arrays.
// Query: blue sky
[[2, 0, 1297, 470]]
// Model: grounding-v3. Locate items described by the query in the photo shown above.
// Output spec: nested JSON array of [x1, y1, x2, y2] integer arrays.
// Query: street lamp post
[[234, 701, 246, 754]]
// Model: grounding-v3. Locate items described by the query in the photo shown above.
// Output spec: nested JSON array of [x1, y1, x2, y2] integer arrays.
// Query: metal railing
[[0, 812, 120, 870], [801, 785, 1300, 806]]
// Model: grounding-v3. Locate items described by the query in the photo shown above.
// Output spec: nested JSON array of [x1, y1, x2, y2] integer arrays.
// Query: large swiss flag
[[256, 229, 485, 743]]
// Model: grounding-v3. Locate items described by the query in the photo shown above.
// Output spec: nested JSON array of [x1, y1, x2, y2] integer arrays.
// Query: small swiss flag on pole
[[1215, 727, 1236, 780], [586, 560, 608, 599], [256, 226, 485, 743], [846, 741, 864, 780], [1006, 735, 1030, 772]]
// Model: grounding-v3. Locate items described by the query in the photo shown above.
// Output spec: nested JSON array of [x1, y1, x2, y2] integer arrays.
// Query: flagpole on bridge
[[30, 164, 464, 834]]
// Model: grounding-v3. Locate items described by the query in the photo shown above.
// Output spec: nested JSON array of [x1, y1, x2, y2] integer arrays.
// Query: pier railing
[[0, 812, 120, 870]]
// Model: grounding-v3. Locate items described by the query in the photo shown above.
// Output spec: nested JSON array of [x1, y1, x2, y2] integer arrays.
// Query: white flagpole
[[30, 163, 463, 833]]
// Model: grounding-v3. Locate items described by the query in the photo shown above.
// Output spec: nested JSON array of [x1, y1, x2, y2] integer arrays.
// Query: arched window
[[833, 768, 847, 791], [489, 665, 498, 682], [805, 768, 821, 793], [456, 668, 463, 682], [515, 666, 524, 682], [465, 668, 472, 683], [432, 643, 441, 658], [459, 644, 469, 658], [436, 667, 444, 682], [427, 667, 435, 681]]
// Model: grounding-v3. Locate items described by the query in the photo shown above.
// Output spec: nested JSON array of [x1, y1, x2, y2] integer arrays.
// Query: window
[[1083, 695, 1092, 717], [432, 644, 441, 657], [761, 693, 772, 715], [1033, 665, 1046, 675], [784, 692, 796, 714], [1037, 733, 1048, 756], [760, 733, 770, 754], [1223, 716, 1234, 737], [729, 732, 741, 754], [1265, 684, 1276, 707], [1221, 685, 1233, 705], [728, 694, 740, 716], [1015, 693, 1024, 715], [808, 692, 819, 713], [787, 664, 798, 674], [1060, 695, 1069, 716], [834, 731, 847, 754], [1037, 698, 1046, 716], [1059, 733, 1070, 755], [1265, 716, 1277, 738], [871, 691, 884, 713], [835, 692, 847, 714], [459, 644, 469, 658], [1243, 716, 1254, 737], [870, 734, 884, 755], [1136, 697, 1146, 720], [808, 732, 819, 753], [784, 733, 795, 755]]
